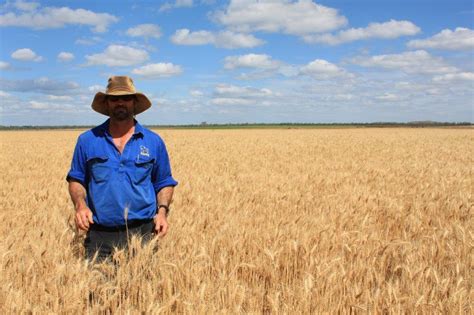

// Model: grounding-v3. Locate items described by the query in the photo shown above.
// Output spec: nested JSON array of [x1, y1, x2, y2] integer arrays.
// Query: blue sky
[[0, 0, 473, 126]]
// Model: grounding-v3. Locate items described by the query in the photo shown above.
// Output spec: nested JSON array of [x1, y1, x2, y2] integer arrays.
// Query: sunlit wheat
[[0, 128, 471, 313]]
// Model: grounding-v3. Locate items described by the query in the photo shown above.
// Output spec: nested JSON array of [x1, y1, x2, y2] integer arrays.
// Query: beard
[[111, 106, 133, 121]]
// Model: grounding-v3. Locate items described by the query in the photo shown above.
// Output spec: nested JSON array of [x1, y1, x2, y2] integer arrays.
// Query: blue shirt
[[67, 119, 178, 227]]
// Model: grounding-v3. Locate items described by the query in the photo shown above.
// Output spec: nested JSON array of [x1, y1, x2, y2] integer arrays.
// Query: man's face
[[107, 95, 135, 121]]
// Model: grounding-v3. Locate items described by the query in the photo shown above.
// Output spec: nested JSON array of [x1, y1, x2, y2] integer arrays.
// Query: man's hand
[[69, 180, 93, 231], [153, 209, 169, 237], [75, 207, 94, 231]]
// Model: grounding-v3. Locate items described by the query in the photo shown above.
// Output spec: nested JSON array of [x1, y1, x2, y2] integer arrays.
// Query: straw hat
[[91, 76, 151, 116]]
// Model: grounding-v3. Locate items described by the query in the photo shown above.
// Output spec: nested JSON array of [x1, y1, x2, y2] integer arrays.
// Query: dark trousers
[[85, 219, 155, 262]]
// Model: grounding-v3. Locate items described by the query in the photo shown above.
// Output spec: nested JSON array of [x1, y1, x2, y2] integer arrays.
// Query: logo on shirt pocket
[[87, 156, 110, 183], [134, 158, 155, 184]]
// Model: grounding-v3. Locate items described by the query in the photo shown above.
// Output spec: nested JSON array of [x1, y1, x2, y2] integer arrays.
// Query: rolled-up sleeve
[[66, 136, 86, 185], [152, 140, 178, 192]]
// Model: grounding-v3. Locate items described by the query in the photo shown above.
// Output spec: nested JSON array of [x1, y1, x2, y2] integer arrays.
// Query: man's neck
[[108, 118, 135, 138]]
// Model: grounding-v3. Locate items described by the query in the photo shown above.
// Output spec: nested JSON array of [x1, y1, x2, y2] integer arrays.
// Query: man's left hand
[[153, 211, 169, 237]]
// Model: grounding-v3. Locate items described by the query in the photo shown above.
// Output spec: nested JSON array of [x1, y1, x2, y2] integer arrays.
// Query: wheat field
[[0, 128, 472, 314]]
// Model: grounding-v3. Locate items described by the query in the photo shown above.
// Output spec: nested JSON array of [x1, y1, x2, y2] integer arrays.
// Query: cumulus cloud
[[160, 0, 193, 12], [0, 90, 11, 97], [11, 48, 42, 61], [57, 52, 74, 62], [374, 93, 401, 101], [304, 19, 420, 45], [126, 24, 162, 39], [407, 27, 474, 51], [132, 63, 183, 78], [75, 36, 101, 45], [223, 54, 300, 80], [88, 85, 104, 93], [13, 0, 40, 11], [85, 45, 149, 67], [190, 89, 204, 97], [171, 29, 213, 45], [224, 54, 280, 70], [211, 83, 276, 105], [300, 59, 352, 79], [29, 100, 51, 109], [432, 72, 474, 82], [171, 29, 264, 48], [223, 54, 351, 80], [47, 95, 73, 101], [0, 77, 79, 94], [213, 0, 347, 35], [0, 4, 118, 32], [0, 61, 11, 70], [214, 31, 265, 49], [351, 50, 458, 74]]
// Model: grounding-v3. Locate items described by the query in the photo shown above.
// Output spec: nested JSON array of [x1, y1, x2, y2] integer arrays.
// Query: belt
[[90, 218, 154, 232]]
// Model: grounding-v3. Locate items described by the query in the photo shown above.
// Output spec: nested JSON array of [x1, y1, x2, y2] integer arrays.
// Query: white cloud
[[215, 84, 273, 97], [304, 19, 420, 45], [0, 90, 11, 97], [176, 0, 193, 6], [432, 72, 474, 82], [214, 31, 264, 49], [190, 89, 204, 97], [0, 61, 11, 70], [11, 48, 42, 61], [0, 77, 79, 94], [85, 45, 149, 67], [88, 85, 104, 92], [171, 29, 213, 45], [29, 101, 50, 109], [224, 54, 280, 70], [375, 93, 400, 101], [75, 36, 101, 45], [0, 5, 118, 32], [160, 0, 193, 12], [407, 27, 474, 51], [211, 97, 255, 106], [352, 50, 458, 74], [126, 24, 162, 39], [300, 59, 351, 79], [57, 52, 74, 62], [132, 63, 183, 78], [213, 0, 347, 35], [224, 55, 351, 80], [47, 95, 73, 101], [13, 0, 40, 11], [278, 65, 299, 77], [330, 94, 354, 101], [171, 29, 263, 48], [211, 83, 276, 106]]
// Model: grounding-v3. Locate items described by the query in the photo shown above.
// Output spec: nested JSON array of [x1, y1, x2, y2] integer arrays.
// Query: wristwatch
[[158, 204, 170, 216]]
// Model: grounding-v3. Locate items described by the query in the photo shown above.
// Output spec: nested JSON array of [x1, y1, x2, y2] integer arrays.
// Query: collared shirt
[[67, 119, 178, 227]]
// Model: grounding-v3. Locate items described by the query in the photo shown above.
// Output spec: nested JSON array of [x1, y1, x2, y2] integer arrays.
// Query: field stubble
[[0, 128, 472, 313]]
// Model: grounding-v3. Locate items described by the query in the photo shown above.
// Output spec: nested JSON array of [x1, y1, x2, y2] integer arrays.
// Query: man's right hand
[[75, 207, 94, 231]]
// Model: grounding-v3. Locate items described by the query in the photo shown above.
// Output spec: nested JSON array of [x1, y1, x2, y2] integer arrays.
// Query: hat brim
[[91, 92, 152, 116]]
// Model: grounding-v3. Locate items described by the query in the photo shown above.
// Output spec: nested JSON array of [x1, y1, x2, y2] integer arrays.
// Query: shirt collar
[[98, 119, 144, 138], [133, 120, 145, 137]]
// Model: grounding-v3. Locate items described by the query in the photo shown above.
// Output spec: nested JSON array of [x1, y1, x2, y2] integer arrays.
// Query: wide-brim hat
[[91, 76, 151, 116]]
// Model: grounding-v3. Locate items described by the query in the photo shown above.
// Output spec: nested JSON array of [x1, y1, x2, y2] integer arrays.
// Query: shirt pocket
[[87, 156, 110, 183], [134, 158, 155, 184]]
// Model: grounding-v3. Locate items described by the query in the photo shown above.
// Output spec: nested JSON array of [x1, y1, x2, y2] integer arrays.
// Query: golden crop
[[0, 128, 472, 313]]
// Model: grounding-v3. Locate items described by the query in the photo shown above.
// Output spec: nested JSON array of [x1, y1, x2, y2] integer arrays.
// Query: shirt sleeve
[[152, 139, 178, 192], [66, 136, 87, 185]]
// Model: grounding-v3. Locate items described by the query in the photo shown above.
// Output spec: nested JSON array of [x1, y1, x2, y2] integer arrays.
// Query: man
[[67, 76, 178, 261]]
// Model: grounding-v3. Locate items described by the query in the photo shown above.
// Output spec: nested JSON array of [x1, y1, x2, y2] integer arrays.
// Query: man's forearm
[[156, 186, 174, 215], [68, 180, 88, 210]]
